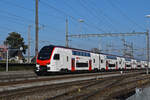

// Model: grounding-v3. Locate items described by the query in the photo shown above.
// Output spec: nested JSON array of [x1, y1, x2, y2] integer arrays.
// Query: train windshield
[[38, 46, 54, 60]]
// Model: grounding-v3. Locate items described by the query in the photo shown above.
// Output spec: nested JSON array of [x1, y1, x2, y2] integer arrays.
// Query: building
[[0, 45, 7, 60]]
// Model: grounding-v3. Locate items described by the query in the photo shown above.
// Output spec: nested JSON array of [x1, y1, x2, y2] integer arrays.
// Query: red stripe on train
[[89, 60, 92, 71]]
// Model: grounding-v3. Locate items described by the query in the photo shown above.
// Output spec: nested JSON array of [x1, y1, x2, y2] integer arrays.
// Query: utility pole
[[28, 25, 32, 63], [35, 0, 39, 62], [146, 30, 149, 74], [66, 18, 69, 47], [131, 42, 134, 58]]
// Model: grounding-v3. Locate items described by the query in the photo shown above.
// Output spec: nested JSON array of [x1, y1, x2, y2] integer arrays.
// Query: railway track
[[0, 71, 146, 100], [0, 70, 143, 87], [0, 70, 143, 83], [45, 73, 144, 100]]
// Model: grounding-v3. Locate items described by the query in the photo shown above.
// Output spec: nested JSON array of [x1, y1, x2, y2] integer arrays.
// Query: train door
[[53, 53, 60, 70], [100, 55, 106, 71], [116, 62, 118, 70], [99, 55, 101, 70], [71, 58, 75, 71], [89, 60, 92, 71]]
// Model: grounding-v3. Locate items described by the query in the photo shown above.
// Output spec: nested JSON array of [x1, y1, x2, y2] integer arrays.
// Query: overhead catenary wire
[[84, 0, 122, 32], [0, 0, 66, 20], [106, 0, 145, 31], [39, 0, 106, 33], [78, 0, 118, 32], [0, 14, 29, 26], [0, 8, 64, 33]]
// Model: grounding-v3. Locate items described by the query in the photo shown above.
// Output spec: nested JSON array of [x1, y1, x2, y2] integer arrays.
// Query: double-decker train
[[35, 45, 149, 75]]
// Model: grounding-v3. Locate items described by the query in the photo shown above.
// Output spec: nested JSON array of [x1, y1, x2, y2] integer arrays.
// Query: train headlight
[[36, 64, 40, 67]]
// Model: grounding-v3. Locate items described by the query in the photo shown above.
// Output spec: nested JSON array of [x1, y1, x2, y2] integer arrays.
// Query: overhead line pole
[[146, 30, 149, 74], [68, 32, 147, 38], [28, 25, 32, 63], [35, 0, 39, 63], [65, 18, 69, 47]]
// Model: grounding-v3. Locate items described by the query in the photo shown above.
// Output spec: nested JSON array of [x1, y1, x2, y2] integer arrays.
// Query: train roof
[[44, 45, 136, 59]]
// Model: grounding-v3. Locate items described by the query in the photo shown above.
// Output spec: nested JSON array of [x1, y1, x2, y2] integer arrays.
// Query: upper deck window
[[106, 55, 117, 60], [125, 58, 131, 61], [72, 50, 91, 57]]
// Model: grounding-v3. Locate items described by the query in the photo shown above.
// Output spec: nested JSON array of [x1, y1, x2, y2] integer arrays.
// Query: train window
[[81, 52, 84, 56], [109, 64, 115, 67], [72, 51, 75, 55], [54, 54, 60, 60], [76, 62, 88, 67], [79, 52, 82, 56], [38, 46, 54, 60], [72, 50, 91, 57], [82, 52, 85, 56], [67, 56, 69, 62], [126, 65, 131, 67], [101, 60, 103, 63], [85, 53, 88, 56], [119, 61, 121, 64], [93, 59, 95, 63], [137, 65, 141, 67]]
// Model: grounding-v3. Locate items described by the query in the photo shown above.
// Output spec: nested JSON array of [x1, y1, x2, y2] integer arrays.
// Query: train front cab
[[35, 45, 56, 75]]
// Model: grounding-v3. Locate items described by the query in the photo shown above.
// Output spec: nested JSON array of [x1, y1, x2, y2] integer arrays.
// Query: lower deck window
[[76, 63, 88, 67], [145, 66, 148, 67], [108, 64, 115, 67], [126, 65, 131, 67], [137, 65, 141, 67]]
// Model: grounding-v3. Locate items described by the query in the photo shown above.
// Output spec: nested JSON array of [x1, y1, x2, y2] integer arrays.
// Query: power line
[[78, 0, 117, 32], [0, 0, 65, 20], [0, 0, 35, 12], [0, 14, 29, 26], [106, 0, 145, 30], [0, 9, 34, 24], [85, 0, 121, 32], [0, 8, 64, 33], [39, 0, 105, 32]]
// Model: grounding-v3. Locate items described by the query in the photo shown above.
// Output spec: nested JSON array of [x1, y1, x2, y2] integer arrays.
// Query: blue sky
[[0, 0, 150, 59]]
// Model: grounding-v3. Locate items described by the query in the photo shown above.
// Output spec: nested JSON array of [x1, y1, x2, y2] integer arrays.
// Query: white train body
[[106, 55, 117, 70], [99, 54, 107, 71], [125, 58, 132, 70], [141, 61, 147, 69], [117, 57, 125, 70], [35, 45, 147, 74], [131, 59, 137, 69], [136, 61, 141, 69]]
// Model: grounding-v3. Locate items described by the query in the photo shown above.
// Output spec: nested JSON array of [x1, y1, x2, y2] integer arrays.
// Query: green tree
[[4, 32, 27, 54]]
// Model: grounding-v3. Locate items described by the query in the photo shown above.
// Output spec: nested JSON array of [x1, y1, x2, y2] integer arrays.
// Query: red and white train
[[35, 45, 149, 75]]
